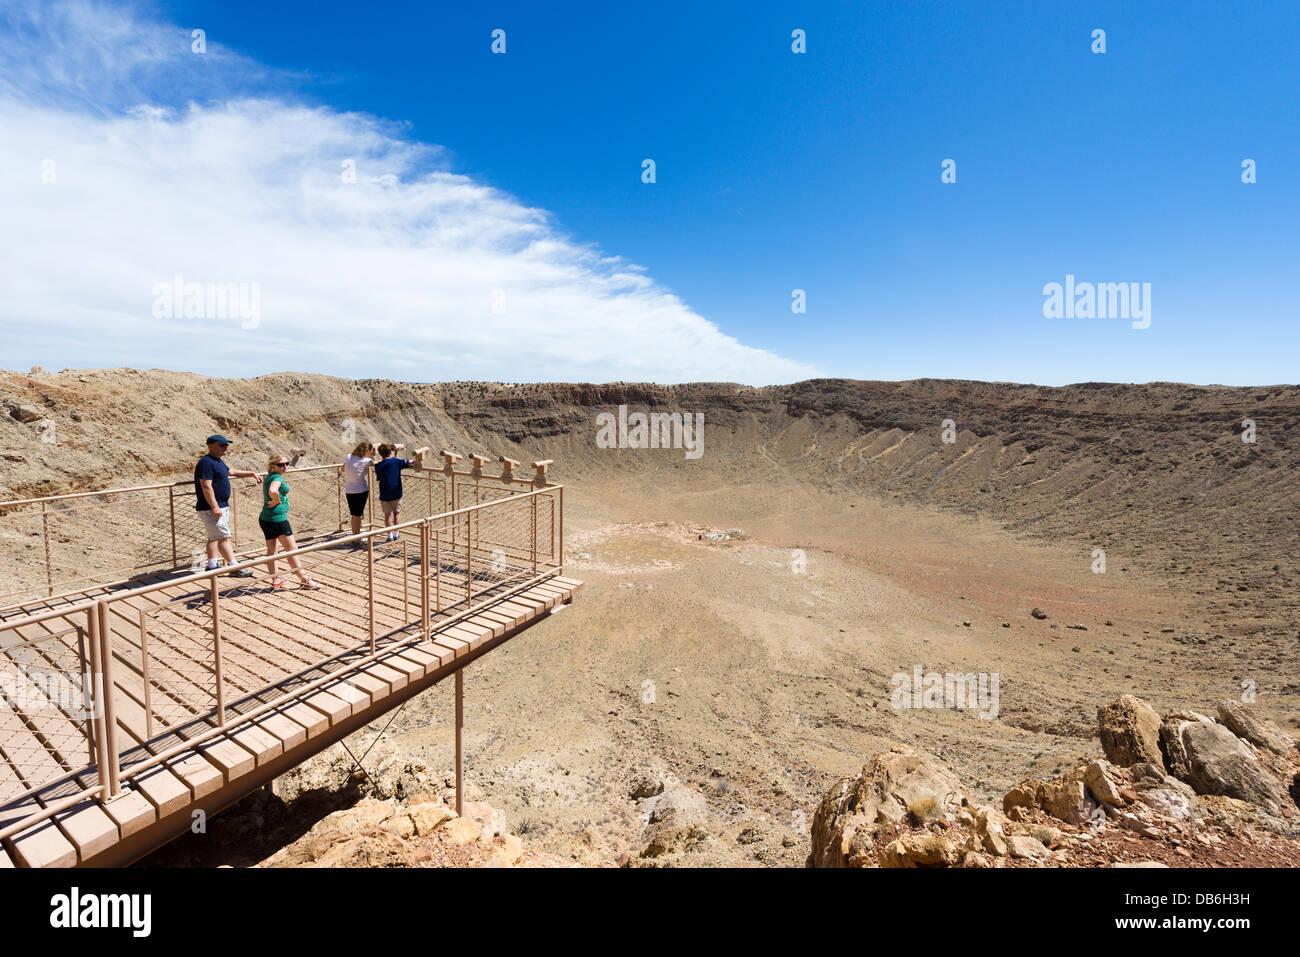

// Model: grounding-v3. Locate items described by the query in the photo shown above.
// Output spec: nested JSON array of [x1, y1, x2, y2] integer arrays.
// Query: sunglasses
[[275, 461, 289, 467]]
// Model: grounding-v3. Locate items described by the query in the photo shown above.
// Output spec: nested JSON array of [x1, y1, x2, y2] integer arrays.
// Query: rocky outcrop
[[257, 796, 536, 868], [878, 834, 961, 868], [807, 696, 1299, 869], [640, 786, 708, 858], [1160, 714, 1287, 809], [1098, 695, 1165, 768], [807, 744, 969, 868], [1216, 700, 1297, 757], [1005, 760, 1135, 825]]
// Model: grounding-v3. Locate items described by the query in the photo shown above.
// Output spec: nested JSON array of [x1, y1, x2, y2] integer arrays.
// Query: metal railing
[[0, 461, 551, 609], [0, 460, 563, 844]]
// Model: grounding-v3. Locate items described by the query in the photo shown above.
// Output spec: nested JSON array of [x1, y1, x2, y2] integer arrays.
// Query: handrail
[[0, 463, 344, 509], [0, 464, 543, 510]]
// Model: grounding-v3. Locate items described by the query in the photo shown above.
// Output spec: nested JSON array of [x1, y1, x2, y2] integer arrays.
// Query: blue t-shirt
[[373, 458, 411, 502], [194, 454, 231, 511]]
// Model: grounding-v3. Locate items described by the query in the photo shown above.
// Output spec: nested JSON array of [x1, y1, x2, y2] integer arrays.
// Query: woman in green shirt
[[260, 455, 322, 590]]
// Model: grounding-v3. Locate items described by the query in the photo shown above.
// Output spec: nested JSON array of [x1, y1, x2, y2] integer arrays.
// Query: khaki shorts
[[380, 498, 401, 518], [199, 506, 232, 541]]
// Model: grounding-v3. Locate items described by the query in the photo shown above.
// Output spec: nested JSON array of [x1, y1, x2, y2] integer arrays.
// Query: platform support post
[[455, 667, 464, 817]]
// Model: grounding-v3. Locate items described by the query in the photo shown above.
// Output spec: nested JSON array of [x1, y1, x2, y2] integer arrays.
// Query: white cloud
[[0, 0, 813, 385]]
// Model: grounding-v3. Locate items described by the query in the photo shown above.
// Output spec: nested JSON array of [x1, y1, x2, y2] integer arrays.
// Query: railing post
[[402, 537, 409, 618], [420, 520, 430, 641], [41, 500, 53, 597], [138, 608, 154, 740], [85, 606, 111, 786], [559, 485, 564, 572], [95, 600, 121, 798], [465, 510, 472, 609], [435, 527, 441, 614], [336, 465, 343, 532], [210, 578, 226, 725], [367, 535, 376, 654], [531, 494, 538, 575], [168, 486, 178, 568], [230, 490, 239, 552], [441, 450, 461, 515]]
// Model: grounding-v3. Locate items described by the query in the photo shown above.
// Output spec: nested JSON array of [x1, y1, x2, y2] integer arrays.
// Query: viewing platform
[[0, 453, 579, 867]]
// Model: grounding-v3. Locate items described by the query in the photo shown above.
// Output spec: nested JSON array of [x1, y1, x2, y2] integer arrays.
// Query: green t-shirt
[[260, 473, 290, 521]]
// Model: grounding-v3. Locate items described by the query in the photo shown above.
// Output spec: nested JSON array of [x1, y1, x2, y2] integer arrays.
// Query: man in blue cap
[[194, 435, 261, 576]]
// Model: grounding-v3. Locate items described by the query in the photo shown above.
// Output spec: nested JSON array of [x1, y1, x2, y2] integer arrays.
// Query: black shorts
[[345, 490, 369, 517], [259, 518, 293, 540]]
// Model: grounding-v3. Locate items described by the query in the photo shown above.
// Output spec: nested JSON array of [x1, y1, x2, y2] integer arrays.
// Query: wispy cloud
[[0, 0, 813, 384]]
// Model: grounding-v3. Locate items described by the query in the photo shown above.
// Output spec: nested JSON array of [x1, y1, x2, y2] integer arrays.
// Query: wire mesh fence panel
[[403, 470, 452, 521], [0, 507, 51, 604], [0, 625, 96, 804], [135, 599, 220, 734], [171, 485, 216, 574], [452, 477, 526, 512], [536, 490, 558, 566], [0, 467, 354, 607], [0, 488, 182, 604], [231, 466, 344, 551]]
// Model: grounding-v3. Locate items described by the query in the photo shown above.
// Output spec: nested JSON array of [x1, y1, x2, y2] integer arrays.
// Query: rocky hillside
[[4, 367, 1297, 632]]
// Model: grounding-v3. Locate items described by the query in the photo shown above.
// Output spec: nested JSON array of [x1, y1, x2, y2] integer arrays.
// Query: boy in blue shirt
[[373, 444, 425, 541]]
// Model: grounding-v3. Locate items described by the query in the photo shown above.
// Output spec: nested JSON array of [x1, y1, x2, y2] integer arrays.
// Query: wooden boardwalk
[[0, 464, 577, 867]]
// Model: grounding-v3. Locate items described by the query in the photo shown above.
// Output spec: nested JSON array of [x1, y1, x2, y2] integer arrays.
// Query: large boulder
[[261, 826, 416, 868], [1160, 715, 1287, 808], [1098, 695, 1164, 768], [808, 745, 968, 868], [878, 834, 960, 868], [1004, 760, 1138, 825], [8, 403, 44, 423], [1216, 701, 1297, 757], [1005, 764, 1101, 825], [641, 787, 708, 858]]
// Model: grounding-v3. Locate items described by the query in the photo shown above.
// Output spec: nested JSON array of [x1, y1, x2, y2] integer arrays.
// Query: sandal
[[299, 578, 323, 590], [270, 577, 289, 589]]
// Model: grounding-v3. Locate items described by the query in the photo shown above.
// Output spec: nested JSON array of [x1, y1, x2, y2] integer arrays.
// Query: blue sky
[[1, 0, 1296, 385]]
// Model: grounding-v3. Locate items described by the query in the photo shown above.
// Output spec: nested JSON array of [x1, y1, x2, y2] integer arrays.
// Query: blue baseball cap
[[206, 434, 231, 445]]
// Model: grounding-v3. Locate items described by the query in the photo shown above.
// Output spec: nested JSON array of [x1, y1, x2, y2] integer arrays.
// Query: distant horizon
[[4, 364, 1294, 393]]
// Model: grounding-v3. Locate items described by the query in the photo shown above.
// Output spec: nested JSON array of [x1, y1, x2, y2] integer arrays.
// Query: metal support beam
[[455, 667, 464, 817]]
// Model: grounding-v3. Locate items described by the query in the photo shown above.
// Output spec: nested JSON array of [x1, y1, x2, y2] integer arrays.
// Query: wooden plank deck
[[0, 528, 580, 867]]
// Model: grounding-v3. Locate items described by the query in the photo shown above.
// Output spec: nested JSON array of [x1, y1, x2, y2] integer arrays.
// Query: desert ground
[[1, 368, 1296, 866]]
